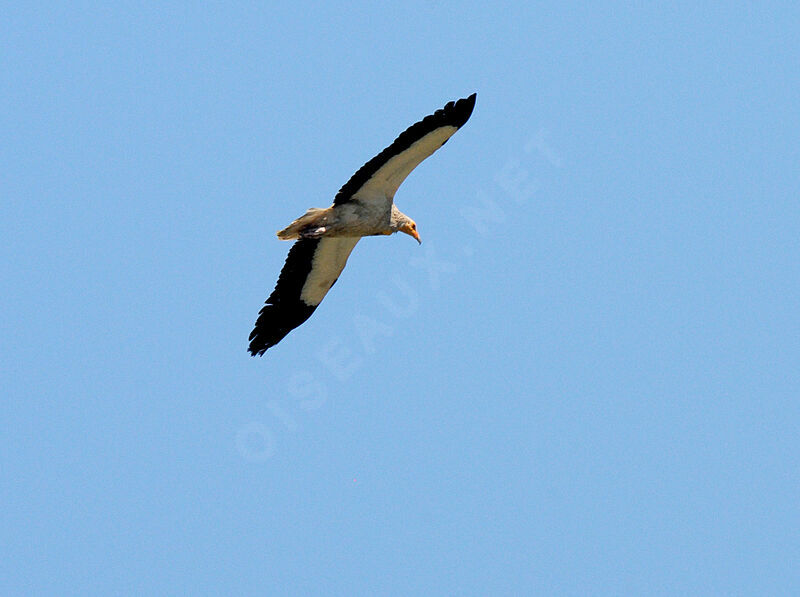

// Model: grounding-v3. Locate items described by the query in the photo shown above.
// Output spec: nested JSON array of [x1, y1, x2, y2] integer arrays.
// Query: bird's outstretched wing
[[248, 237, 359, 356], [333, 93, 476, 206]]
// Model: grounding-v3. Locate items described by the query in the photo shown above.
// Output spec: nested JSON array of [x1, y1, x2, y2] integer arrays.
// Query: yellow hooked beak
[[400, 222, 421, 244]]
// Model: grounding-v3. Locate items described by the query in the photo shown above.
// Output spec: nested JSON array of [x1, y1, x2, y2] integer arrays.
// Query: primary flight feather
[[248, 93, 476, 356]]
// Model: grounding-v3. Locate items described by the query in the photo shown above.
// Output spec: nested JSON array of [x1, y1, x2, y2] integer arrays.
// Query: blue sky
[[3, 3, 799, 595]]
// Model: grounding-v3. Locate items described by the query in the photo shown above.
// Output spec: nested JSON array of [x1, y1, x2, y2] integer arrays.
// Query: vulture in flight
[[248, 93, 476, 356]]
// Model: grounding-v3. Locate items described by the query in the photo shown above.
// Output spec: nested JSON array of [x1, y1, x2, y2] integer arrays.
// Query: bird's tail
[[276, 207, 331, 240]]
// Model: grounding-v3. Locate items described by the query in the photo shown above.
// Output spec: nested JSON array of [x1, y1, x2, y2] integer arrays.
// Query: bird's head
[[391, 205, 421, 244], [399, 220, 421, 244]]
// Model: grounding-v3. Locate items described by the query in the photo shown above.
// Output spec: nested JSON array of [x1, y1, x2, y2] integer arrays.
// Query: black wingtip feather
[[448, 93, 477, 128], [248, 239, 320, 356], [248, 302, 316, 356]]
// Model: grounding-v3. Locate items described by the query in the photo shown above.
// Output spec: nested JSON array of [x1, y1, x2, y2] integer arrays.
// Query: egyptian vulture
[[248, 93, 476, 356]]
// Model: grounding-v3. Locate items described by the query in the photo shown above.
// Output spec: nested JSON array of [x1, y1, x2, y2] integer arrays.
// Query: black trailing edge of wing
[[333, 93, 477, 205], [248, 239, 320, 356]]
